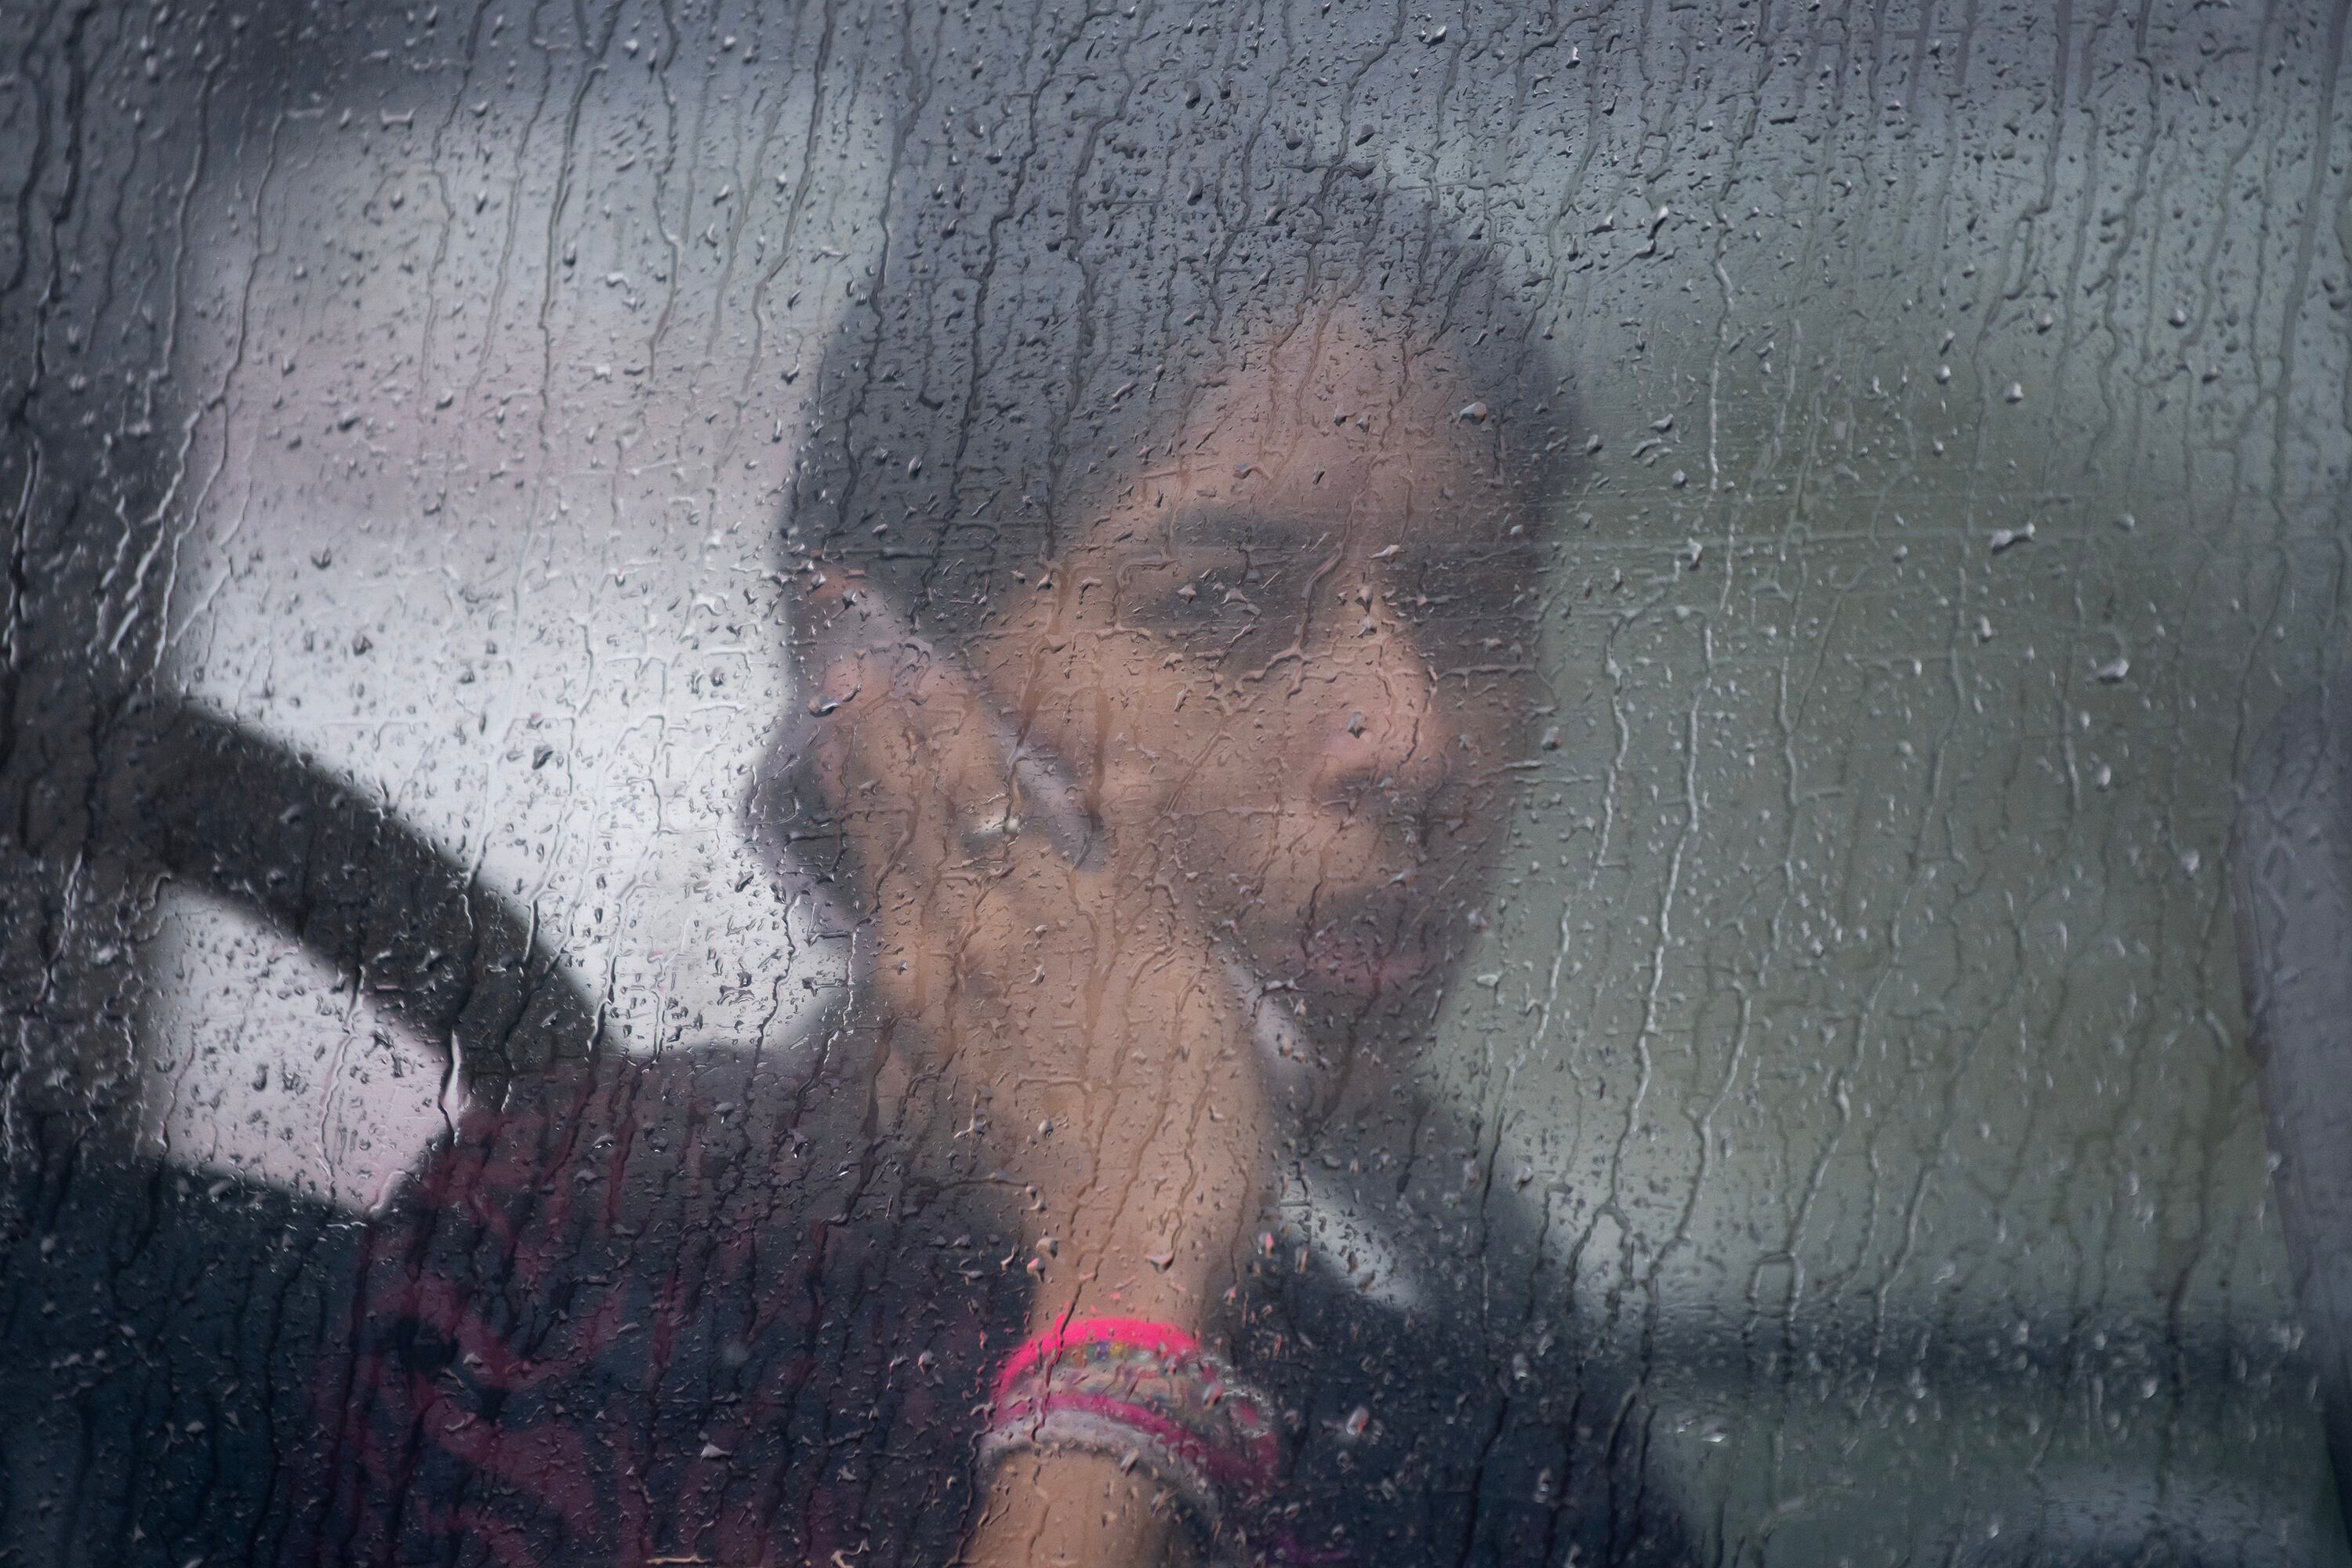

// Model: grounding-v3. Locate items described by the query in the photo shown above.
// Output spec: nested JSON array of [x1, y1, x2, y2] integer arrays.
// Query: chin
[[1255, 916, 1459, 1018]]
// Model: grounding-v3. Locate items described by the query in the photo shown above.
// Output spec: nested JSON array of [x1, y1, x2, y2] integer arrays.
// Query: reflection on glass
[[2, 2, 2349, 1566]]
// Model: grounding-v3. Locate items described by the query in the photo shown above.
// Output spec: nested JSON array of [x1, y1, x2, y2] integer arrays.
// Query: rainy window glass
[[6, 3, 2352, 1565]]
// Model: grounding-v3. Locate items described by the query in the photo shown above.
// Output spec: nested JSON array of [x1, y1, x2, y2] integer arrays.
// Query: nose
[[1311, 654, 1457, 830], [1294, 576, 1527, 833]]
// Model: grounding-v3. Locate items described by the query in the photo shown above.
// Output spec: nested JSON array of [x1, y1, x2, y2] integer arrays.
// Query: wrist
[[978, 1315, 1285, 1556], [969, 1447, 1181, 1568]]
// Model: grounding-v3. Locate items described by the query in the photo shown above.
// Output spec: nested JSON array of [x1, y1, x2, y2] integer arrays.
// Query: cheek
[[1450, 696, 1525, 768], [1083, 683, 1330, 872], [1073, 655, 1228, 810], [1103, 691, 1298, 811]]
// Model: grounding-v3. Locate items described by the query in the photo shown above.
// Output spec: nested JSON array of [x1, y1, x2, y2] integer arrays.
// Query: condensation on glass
[[3, 2, 2350, 1566]]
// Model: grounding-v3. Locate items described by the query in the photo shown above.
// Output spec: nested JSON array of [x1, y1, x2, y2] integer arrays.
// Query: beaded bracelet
[[978, 1316, 1286, 1535]]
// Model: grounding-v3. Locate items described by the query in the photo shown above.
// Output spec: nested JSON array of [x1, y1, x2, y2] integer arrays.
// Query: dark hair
[[781, 165, 1574, 641]]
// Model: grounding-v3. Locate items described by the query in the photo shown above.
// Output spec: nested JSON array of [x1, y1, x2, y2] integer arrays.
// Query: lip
[[1299, 935, 1432, 996], [1282, 887, 1441, 999]]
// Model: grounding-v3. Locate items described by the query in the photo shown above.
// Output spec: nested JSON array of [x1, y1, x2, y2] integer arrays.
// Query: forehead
[[1230, 308, 1501, 481], [1093, 419, 1508, 561], [1062, 299, 1537, 566]]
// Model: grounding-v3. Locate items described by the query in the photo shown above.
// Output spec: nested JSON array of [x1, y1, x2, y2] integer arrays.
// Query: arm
[[801, 599, 1272, 1567]]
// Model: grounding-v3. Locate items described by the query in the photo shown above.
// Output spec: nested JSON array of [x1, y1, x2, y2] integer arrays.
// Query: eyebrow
[[1156, 504, 1340, 555]]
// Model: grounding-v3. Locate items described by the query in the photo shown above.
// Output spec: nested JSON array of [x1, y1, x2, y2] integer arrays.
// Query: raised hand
[[797, 579, 1273, 1566]]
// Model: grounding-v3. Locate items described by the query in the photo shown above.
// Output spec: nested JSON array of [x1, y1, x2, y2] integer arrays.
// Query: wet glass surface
[[5, 2, 2352, 1564]]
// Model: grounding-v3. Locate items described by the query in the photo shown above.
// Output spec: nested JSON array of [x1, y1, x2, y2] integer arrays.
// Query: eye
[[1117, 550, 1273, 636], [1385, 543, 1532, 614], [1121, 568, 1223, 633]]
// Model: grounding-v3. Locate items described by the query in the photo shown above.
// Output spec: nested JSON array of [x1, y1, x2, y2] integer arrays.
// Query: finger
[[813, 614, 1107, 896], [798, 601, 1255, 1127], [782, 583, 1056, 1046], [826, 667, 1091, 866], [812, 651, 1062, 1020]]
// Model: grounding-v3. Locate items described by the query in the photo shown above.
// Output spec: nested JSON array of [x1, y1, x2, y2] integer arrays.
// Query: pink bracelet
[[978, 1316, 1286, 1534]]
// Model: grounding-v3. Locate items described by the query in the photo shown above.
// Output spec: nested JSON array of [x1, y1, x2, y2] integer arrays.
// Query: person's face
[[975, 321, 1545, 1034]]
